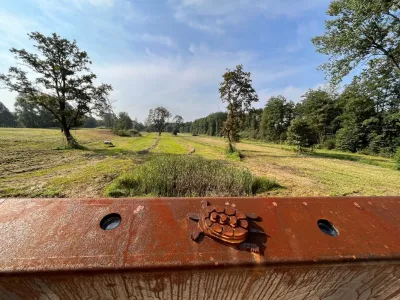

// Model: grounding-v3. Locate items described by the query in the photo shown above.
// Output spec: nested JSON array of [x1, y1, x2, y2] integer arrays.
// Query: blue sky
[[0, 0, 331, 121]]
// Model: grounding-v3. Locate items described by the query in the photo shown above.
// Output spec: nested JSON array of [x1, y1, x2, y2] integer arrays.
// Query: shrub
[[287, 118, 318, 151], [128, 129, 142, 137], [225, 145, 244, 161], [322, 138, 336, 150], [335, 127, 360, 152], [106, 155, 278, 197]]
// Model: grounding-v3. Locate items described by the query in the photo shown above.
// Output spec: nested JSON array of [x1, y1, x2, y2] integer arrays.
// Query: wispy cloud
[[170, 0, 330, 34], [136, 34, 177, 48], [94, 43, 299, 121], [174, 9, 224, 35], [285, 20, 323, 53]]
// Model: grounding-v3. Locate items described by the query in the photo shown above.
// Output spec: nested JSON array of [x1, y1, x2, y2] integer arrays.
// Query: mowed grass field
[[1, 127, 400, 198]]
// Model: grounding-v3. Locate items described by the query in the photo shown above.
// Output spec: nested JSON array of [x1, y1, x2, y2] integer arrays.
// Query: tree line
[[182, 0, 400, 156], [1, 0, 399, 155]]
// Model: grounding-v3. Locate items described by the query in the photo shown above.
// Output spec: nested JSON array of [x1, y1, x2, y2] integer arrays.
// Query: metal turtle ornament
[[188, 200, 266, 253]]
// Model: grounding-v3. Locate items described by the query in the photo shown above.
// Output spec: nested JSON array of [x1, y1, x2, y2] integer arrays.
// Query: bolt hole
[[100, 213, 121, 230], [317, 219, 338, 237]]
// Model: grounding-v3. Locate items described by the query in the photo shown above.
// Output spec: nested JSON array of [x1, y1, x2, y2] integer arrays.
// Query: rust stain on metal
[[0, 196, 399, 273], [133, 205, 144, 214], [0, 197, 400, 299]]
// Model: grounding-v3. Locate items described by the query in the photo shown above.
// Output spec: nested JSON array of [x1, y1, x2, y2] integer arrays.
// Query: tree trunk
[[63, 126, 79, 148], [227, 131, 234, 152]]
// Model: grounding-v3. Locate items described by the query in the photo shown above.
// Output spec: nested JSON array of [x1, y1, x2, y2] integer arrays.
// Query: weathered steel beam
[[0, 197, 399, 299]]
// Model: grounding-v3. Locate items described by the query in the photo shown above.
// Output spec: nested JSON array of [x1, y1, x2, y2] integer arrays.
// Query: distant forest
[[181, 80, 400, 157]]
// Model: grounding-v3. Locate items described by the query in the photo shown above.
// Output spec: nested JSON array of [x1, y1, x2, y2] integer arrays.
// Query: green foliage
[[395, 148, 400, 170], [14, 95, 58, 128], [225, 145, 244, 161], [287, 118, 319, 151], [219, 64, 259, 150], [115, 112, 133, 130], [335, 126, 361, 152], [297, 89, 341, 143], [147, 107, 171, 135], [106, 155, 277, 197], [259, 96, 294, 142], [313, 0, 400, 84], [0, 102, 16, 127], [83, 116, 98, 128], [322, 138, 336, 150], [190, 112, 227, 136], [0, 32, 112, 147]]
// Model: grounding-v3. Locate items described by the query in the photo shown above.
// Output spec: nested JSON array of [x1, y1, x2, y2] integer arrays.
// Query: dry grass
[[0, 128, 155, 197], [1, 128, 400, 198]]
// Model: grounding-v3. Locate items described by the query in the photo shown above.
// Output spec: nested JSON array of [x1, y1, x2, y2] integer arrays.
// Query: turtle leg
[[188, 213, 200, 221], [249, 228, 266, 235], [238, 243, 260, 253], [191, 227, 203, 242]]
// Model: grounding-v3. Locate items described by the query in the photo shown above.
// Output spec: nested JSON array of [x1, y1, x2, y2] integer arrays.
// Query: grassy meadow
[[1, 127, 400, 198]]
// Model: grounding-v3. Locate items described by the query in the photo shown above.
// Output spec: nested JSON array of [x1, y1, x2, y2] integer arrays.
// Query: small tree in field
[[287, 117, 318, 152], [0, 32, 112, 148], [147, 107, 171, 136], [219, 64, 258, 151], [172, 115, 183, 135]]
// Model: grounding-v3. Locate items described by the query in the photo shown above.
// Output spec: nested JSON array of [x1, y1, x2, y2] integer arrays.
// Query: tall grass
[[106, 155, 278, 197]]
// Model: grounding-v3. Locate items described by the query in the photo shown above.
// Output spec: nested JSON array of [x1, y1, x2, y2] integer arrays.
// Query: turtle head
[[201, 199, 209, 208]]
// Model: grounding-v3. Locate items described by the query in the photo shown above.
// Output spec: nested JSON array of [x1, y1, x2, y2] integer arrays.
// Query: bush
[[128, 129, 142, 137], [287, 118, 318, 151], [106, 155, 278, 197], [335, 127, 360, 152], [322, 138, 336, 150]]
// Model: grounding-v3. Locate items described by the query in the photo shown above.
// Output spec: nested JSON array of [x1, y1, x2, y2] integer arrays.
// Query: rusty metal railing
[[0, 197, 399, 299]]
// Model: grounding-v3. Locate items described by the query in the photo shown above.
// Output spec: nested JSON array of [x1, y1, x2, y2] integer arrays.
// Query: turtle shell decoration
[[188, 200, 266, 253]]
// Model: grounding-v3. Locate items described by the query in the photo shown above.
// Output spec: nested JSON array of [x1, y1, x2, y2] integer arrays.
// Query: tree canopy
[[0, 32, 112, 147], [313, 0, 400, 84], [0, 102, 16, 127], [259, 96, 295, 142], [219, 64, 258, 151], [147, 107, 171, 136]]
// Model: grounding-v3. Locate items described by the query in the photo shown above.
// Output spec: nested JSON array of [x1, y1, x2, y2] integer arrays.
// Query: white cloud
[[88, 0, 114, 7], [0, 12, 42, 49], [256, 82, 326, 107], [92, 44, 299, 121], [285, 20, 324, 53], [257, 86, 309, 105], [174, 10, 224, 35], [136, 34, 177, 48], [171, 0, 330, 34]]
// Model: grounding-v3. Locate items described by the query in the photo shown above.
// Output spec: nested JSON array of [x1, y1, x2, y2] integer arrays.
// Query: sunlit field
[[1, 128, 400, 198]]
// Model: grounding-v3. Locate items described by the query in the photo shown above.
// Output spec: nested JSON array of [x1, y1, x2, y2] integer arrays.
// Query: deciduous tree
[[0, 32, 112, 147], [0, 102, 16, 127], [147, 107, 171, 136], [219, 64, 258, 151], [313, 0, 400, 84]]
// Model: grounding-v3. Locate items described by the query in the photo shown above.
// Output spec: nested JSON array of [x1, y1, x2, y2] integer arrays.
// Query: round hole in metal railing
[[100, 213, 121, 230], [317, 219, 338, 237]]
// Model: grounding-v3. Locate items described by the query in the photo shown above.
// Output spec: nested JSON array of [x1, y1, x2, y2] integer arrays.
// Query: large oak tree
[[0, 32, 112, 147]]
